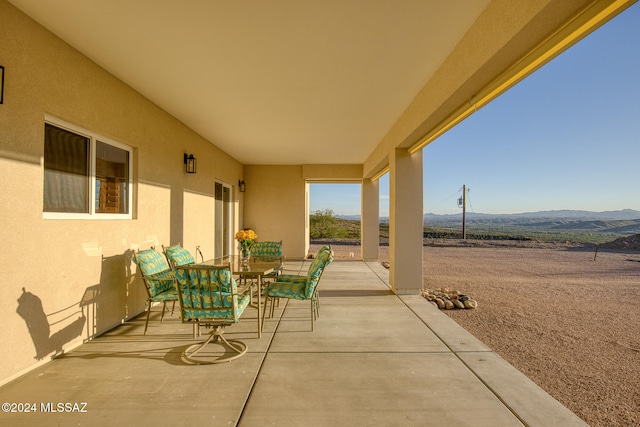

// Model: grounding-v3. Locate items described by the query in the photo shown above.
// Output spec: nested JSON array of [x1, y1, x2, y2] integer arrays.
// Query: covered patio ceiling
[[9, 0, 491, 165]]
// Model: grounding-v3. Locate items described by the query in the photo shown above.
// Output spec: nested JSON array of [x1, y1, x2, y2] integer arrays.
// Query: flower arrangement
[[235, 229, 257, 257]]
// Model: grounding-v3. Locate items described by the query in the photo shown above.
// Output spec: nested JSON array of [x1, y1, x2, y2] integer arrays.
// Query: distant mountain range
[[336, 209, 640, 235], [422, 209, 640, 234], [423, 209, 640, 222], [337, 209, 640, 222]]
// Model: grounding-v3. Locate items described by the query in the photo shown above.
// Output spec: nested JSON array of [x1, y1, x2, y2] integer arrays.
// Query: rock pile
[[421, 288, 478, 310]]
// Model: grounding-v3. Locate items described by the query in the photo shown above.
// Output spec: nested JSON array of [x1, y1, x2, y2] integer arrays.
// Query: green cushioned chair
[[133, 248, 179, 335], [174, 264, 252, 364], [250, 240, 284, 278], [262, 245, 333, 331], [162, 244, 196, 268], [250, 241, 283, 261]]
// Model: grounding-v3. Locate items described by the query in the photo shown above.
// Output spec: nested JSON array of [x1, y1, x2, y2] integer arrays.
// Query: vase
[[240, 248, 251, 265]]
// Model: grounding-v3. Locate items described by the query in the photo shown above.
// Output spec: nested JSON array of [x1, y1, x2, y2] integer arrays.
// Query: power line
[[425, 188, 462, 213], [466, 188, 475, 213]]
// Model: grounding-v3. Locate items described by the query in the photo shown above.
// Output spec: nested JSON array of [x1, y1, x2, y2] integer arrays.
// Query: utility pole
[[462, 184, 467, 240], [457, 184, 467, 240]]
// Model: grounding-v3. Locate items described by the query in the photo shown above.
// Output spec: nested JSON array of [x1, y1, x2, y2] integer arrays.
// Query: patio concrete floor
[[0, 260, 587, 426]]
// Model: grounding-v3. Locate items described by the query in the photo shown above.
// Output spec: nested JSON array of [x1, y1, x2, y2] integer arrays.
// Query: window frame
[[43, 115, 133, 220]]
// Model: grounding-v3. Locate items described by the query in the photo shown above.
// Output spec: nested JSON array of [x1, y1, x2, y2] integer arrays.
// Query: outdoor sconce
[[239, 180, 246, 192], [184, 153, 197, 174], [0, 65, 4, 104]]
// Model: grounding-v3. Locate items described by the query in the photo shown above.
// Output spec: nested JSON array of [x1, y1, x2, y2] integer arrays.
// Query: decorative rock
[[452, 299, 465, 309], [464, 299, 478, 309]]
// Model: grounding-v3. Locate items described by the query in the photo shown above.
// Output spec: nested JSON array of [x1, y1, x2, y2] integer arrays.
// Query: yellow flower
[[235, 229, 257, 242]]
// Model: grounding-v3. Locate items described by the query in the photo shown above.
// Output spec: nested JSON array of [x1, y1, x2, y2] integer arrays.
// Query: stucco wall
[[243, 164, 364, 259], [243, 165, 308, 258], [0, 1, 243, 384]]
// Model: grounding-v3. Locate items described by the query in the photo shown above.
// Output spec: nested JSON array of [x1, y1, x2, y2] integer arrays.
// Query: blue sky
[[310, 3, 640, 217]]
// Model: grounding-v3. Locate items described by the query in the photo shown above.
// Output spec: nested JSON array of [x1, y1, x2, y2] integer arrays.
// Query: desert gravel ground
[[312, 241, 640, 427]]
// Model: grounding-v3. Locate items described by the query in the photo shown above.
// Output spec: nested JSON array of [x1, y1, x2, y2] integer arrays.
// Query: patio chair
[[251, 241, 283, 262], [250, 240, 284, 278], [162, 243, 195, 268], [174, 264, 252, 364], [132, 248, 179, 335], [234, 240, 283, 304], [262, 245, 333, 331]]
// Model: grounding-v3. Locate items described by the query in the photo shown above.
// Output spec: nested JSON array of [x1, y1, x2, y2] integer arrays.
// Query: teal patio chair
[[262, 245, 333, 331], [250, 241, 283, 262], [133, 248, 179, 335], [162, 244, 195, 268], [174, 264, 252, 364], [250, 240, 284, 278]]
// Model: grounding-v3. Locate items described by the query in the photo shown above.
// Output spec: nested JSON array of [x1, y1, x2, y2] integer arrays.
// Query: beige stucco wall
[[302, 164, 362, 181], [243, 164, 364, 259], [243, 165, 308, 258], [0, 1, 243, 384]]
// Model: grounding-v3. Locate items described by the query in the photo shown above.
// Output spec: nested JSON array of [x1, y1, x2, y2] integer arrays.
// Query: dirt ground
[[312, 241, 640, 427]]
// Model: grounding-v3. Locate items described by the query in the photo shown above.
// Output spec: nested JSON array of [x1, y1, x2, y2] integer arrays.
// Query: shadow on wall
[[82, 251, 138, 336], [16, 288, 85, 360], [15, 251, 140, 360]]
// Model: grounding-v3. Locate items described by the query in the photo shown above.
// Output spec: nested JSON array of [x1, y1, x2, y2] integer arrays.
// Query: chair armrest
[[236, 279, 253, 296], [143, 269, 176, 296]]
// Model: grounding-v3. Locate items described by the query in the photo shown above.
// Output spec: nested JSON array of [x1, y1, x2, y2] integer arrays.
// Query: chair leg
[[313, 289, 320, 319], [256, 281, 261, 338], [144, 301, 152, 335], [160, 301, 167, 322], [270, 296, 277, 318], [182, 326, 248, 364], [261, 295, 270, 331]]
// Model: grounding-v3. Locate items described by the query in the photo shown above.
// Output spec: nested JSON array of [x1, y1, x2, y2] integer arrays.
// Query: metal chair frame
[[133, 248, 179, 335], [262, 247, 332, 331], [175, 264, 251, 364]]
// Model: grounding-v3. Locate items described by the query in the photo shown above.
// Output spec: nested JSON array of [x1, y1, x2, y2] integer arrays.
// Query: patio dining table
[[202, 256, 282, 338]]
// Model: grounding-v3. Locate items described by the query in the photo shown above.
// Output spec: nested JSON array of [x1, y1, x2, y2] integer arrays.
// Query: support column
[[389, 148, 423, 295], [361, 178, 379, 261]]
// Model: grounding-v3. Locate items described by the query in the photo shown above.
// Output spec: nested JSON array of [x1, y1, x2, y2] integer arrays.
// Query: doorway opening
[[214, 181, 232, 258]]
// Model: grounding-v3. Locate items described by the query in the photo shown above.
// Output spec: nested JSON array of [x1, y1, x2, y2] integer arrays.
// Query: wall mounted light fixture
[[0, 66, 4, 104], [238, 180, 246, 192], [184, 153, 197, 174]]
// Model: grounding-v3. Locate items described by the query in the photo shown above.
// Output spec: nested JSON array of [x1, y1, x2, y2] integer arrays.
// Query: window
[[43, 117, 132, 219], [43, 124, 90, 213], [95, 141, 129, 214]]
